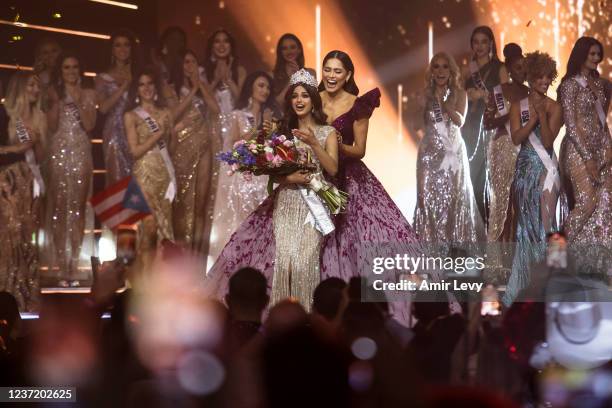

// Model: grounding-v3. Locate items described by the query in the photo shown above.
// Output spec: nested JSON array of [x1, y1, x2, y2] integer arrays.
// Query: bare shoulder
[[546, 97, 561, 112]]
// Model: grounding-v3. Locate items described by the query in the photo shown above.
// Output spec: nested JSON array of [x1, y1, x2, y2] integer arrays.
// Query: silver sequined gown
[[271, 125, 336, 310], [209, 109, 268, 267], [44, 96, 94, 280], [414, 102, 485, 243], [95, 73, 133, 185], [559, 75, 611, 245]]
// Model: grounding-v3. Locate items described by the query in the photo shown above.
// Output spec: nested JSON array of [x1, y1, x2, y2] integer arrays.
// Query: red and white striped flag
[[91, 176, 150, 229]]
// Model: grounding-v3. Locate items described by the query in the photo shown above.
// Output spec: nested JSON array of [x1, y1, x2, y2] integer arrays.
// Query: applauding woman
[[414, 52, 484, 244], [166, 50, 219, 252], [0, 71, 46, 310], [96, 29, 141, 186], [45, 51, 96, 286], [503, 52, 563, 305]]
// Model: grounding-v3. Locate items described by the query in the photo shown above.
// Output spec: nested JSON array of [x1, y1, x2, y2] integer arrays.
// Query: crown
[[289, 68, 318, 88]]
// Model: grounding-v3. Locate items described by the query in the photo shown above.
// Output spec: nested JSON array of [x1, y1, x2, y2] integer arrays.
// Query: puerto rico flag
[[91, 177, 150, 229]]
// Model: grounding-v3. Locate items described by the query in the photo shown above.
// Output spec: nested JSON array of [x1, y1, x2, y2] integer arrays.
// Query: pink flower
[[265, 152, 274, 162], [271, 155, 283, 167], [227, 170, 234, 176], [248, 143, 257, 150], [278, 134, 287, 142], [231, 163, 239, 171], [283, 140, 293, 147]]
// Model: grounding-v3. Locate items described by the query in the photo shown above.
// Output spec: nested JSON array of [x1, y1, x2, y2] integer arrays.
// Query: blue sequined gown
[[502, 126, 559, 305]]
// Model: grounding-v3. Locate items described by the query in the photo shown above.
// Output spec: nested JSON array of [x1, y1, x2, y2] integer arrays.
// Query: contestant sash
[[493, 85, 511, 134], [469, 61, 487, 91], [432, 98, 460, 174], [519, 98, 560, 193], [300, 181, 335, 236], [574, 75, 609, 135], [134, 107, 177, 201], [64, 94, 82, 125], [15, 118, 45, 197]]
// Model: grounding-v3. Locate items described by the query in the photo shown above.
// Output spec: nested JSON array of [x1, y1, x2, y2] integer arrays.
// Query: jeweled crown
[[289, 68, 318, 88]]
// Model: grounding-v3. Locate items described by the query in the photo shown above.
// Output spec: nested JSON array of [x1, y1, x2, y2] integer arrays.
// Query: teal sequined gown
[[502, 126, 559, 305]]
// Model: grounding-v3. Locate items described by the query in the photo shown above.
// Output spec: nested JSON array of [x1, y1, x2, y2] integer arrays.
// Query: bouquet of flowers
[[217, 129, 348, 214]]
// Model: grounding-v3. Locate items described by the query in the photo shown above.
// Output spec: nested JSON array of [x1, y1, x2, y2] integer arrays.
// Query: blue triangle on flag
[[123, 177, 151, 213]]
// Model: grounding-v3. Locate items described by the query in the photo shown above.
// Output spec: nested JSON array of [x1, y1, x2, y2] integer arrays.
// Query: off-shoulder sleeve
[[559, 79, 592, 162], [353, 88, 381, 121]]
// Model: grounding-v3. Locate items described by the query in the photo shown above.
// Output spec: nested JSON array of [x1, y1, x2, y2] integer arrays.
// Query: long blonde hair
[[425, 52, 462, 95], [5, 71, 43, 117], [4, 71, 46, 145]]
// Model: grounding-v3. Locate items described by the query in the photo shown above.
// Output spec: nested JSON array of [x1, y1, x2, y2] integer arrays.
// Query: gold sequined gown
[[131, 109, 174, 242], [209, 110, 268, 265], [486, 98, 519, 242], [414, 103, 485, 243], [559, 75, 611, 245], [45, 97, 93, 280], [171, 92, 214, 252], [0, 118, 42, 311], [271, 125, 335, 310]]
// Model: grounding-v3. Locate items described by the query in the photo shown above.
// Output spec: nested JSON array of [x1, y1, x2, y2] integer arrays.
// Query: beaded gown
[[558, 75, 611, 245], [413, 98, 485, 244], [206, 86, 235, 263], [170, 90, 214, 252], [204, 90, 426, 321], [463, 59, 504, 222], [320, 89, 421, 282], [45, 95, 94, 280], [95, 73, 133, 185], [204, 125, 336, 309], [208, 110, 268, 266], [131, 109, 174, 241], [0, 116, 42, 311], [486, 92, 519, 242], [502, 120, 559, 306]]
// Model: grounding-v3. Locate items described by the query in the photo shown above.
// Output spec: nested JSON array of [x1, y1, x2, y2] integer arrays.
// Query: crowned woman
[[204, 69, 339, 309]]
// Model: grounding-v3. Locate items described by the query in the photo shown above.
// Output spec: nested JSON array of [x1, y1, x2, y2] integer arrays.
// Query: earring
[[248, 96, 253, 108], [154, 93, 158, 102], [135, 96, 140, 104]]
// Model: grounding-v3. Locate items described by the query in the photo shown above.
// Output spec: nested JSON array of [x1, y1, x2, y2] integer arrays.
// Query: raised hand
[[292, 127, 318, 147]]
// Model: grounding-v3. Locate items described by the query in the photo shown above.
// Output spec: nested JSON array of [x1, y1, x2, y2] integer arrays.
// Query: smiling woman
[[414, 52, 484, 245]]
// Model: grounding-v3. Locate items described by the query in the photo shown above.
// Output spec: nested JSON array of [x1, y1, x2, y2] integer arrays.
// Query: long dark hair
[[317, 50, 359, 95], [561, 36, 603, 82], [52, 50, 92, 100], [281, 83, 327, 135], [107, 28, 142, 79], [204, 29, 239, 85], [157, 26, 187, 85], [470, 25, 499, 61], [273, 33, 306, 93], [235, 71, 275, 110], [171, 49, 201, 98], [125, 66, 166, 112], [158, 26, 187, 56]]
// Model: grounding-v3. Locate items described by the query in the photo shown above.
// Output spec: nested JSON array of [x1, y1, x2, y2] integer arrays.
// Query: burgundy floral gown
[[203, 89, 421, 322]]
